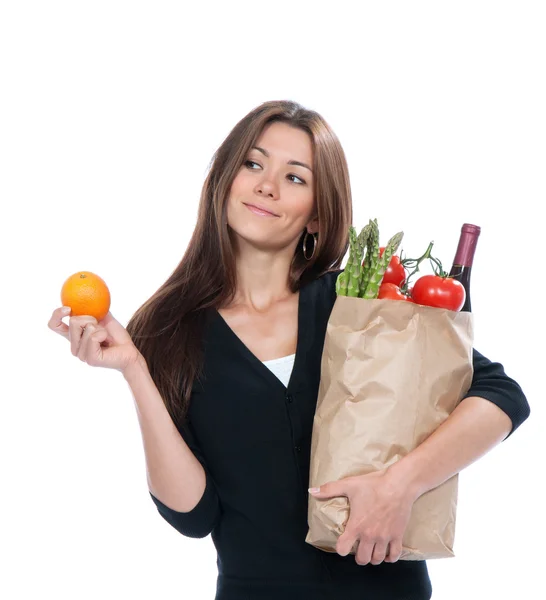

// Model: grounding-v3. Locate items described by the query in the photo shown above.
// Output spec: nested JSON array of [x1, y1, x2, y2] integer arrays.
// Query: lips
[[244, 203, 280, 217]]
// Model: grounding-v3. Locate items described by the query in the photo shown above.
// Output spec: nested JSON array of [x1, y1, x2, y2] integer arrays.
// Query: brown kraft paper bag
[[305, 295, 474, 560]]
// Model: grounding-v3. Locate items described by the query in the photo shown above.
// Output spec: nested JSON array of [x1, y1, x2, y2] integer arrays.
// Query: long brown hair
[[126, 100, 352, 427]]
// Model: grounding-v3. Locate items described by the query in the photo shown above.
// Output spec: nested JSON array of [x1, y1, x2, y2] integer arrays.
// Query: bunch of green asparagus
[[336, 219, 404, 298]]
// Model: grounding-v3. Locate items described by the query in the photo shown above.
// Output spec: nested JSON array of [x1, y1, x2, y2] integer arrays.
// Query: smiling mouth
[[243, 203, 280, 217]]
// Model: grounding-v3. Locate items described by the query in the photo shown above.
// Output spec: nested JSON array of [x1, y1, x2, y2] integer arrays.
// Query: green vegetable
[[359, 219, 380, 297], [347, 226, 365, 297], [355, 223, 371, 295], [337, 225, 368, 297], [336, 219, 404, 299], [336, 226, 356, 295], [362, 230, 404, 299], [335, 271, 347, 295], [336, 225, 357, 296]]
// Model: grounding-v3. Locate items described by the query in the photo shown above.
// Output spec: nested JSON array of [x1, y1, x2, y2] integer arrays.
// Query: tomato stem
[[400, 240, 453, 295], [399, 241, 435, 294], [430, 256, 448, 278]]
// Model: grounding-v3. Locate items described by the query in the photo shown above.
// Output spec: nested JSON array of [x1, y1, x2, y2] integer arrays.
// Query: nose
[[254, 176, 279, 200]]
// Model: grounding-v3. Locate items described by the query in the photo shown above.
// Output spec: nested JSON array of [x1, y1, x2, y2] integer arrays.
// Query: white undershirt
[[262, 353, 296, 388]]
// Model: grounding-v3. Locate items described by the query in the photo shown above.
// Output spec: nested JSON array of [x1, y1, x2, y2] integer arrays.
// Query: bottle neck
[[453, 226, 480, 267]]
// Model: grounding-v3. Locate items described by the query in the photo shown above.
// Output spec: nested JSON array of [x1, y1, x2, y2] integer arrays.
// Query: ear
[[307, 215, 319, 235]]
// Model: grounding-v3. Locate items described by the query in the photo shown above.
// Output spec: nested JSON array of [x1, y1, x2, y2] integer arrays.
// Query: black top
[[149, 270, 530, 600]]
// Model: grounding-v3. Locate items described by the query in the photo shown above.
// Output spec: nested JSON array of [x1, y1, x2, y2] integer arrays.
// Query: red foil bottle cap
[[454, 224, 481, 266], [461, 223, 481, 235]]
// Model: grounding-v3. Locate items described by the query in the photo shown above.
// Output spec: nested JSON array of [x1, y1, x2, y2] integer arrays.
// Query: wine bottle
[[449, 223, 481, 312]]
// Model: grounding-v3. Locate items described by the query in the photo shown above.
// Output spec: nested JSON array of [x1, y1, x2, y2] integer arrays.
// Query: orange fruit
[[60, 271, 111, 321]]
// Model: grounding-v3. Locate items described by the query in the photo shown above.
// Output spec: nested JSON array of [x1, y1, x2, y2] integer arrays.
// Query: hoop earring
[[302, 231, 317, 261]]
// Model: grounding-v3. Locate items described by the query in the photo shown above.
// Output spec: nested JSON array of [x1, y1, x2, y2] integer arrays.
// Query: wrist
[[122, 353, 148, 382], [385, 457, 427, 502]]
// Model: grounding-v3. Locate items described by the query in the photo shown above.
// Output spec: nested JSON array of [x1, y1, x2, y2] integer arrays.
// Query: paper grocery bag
[[305, 296, 474, 560]]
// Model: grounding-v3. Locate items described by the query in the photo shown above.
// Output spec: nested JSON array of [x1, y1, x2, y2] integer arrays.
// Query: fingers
[[353, 539, 401, 566], [369, 540, 389, 565], [385, 540, 402, 563], [354, 538, 375, 566], [354, 540, 387, 566], [77, 323, 96, 362], [78, 323, 109, 365], [47, 306, 72, 339], [336, 529, 357, 557], [66, 314, 98, 356]]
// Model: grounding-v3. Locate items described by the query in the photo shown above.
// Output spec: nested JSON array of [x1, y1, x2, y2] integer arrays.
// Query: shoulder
[[304, 268, 343, 294], [300, 268, 343, 315]]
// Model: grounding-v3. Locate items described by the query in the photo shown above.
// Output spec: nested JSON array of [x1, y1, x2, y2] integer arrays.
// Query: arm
[[123, 357, 221, 539], [310, 347, 530, 564], [387, 347, 531, 498]]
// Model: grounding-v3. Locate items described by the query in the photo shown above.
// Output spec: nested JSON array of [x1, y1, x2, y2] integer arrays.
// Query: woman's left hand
[[309, 468, 418, 565]]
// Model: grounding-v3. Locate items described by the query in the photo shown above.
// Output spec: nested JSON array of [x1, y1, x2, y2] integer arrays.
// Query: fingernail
[[308, 487, 320, 494], [61, 306, 71, 314]]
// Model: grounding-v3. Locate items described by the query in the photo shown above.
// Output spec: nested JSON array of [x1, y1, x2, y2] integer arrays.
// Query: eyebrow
[[251, 146, 313, 173]]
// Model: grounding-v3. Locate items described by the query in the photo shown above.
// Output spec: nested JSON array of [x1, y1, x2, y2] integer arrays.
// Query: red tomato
[[383, 255, 406, 287], [411, 275, 466, 311], [378, 283, 415, 302]]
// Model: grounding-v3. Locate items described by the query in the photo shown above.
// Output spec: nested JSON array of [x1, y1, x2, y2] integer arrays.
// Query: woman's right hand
[[48, 307, 144, 374]]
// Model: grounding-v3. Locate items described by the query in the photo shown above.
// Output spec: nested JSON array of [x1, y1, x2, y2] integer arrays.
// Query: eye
[[288, 174, 306, 185], [245, 159, 306, 185], [244, 160, 261, 170]]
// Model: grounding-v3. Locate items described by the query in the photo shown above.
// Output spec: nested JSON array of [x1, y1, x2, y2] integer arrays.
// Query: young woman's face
[[226, 121, 318, 253]]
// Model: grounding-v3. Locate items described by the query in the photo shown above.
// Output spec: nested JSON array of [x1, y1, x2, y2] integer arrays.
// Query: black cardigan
[[150, 270, 530, 600]]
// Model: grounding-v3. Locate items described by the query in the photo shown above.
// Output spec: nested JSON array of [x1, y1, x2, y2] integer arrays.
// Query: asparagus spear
[[359, 219, 380, 297], [347, 225, 368, 297], [362, 230, 404, 299], [336, 225, 357, 296], [335, 271, 347, 296], [355, 223, 371, 294], [336, 225, 370, 296]]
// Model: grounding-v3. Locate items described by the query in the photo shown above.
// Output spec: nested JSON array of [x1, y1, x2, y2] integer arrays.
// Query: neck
[[229, 239, 297, 313]]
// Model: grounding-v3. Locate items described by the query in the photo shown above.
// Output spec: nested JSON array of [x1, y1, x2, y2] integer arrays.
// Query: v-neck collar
[[213, 283, 309, 394]]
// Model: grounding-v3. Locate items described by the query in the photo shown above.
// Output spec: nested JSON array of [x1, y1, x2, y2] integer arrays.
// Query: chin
[[231, 219, 290, 254], [229, 222, 275, 248]]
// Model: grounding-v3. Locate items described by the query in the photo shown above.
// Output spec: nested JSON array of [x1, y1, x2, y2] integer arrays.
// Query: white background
[[1, 1, 544, 598]]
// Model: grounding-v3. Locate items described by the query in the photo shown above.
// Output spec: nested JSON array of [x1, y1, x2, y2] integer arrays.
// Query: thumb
[[99, 312, 133, 345], [90, 328, 108, 343], [308, 480, 347, 499]]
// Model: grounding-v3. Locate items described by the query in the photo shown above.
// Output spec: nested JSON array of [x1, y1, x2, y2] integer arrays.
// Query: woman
[[48, 100, 530, 600]]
